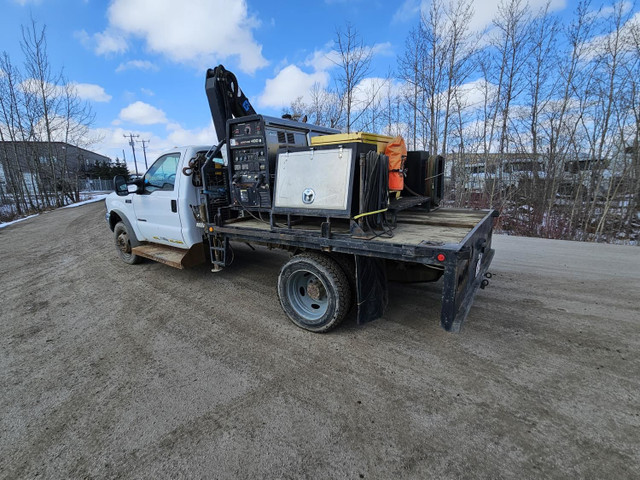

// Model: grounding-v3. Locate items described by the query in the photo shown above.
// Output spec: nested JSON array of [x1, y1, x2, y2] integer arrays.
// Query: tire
[[114, 221, 141, 265], [277, 252, 351, 333], [329, 253, 357, 308]]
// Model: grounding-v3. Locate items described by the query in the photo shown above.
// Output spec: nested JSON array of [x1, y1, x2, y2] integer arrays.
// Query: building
[[0, 141, 111, 195]]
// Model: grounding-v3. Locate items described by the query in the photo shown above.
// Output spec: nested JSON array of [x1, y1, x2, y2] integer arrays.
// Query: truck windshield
[[144, 153, 180, 192]]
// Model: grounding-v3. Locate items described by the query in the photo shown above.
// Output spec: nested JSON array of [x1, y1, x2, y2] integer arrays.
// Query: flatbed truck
[[105, 65, 497, 333]]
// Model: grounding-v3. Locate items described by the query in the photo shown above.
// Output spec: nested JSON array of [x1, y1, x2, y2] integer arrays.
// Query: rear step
[[132, 243, 205, 269], [208, 235, 230, 271]]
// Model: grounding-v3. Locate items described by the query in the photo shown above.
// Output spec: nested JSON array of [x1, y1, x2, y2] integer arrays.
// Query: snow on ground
[[0, 193, 109, 228], [61, 194, 108, 209], [0, 214, 40, 229]]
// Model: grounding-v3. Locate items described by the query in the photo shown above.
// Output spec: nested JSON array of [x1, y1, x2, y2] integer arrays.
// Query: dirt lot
[[1, 201, 638, 479]]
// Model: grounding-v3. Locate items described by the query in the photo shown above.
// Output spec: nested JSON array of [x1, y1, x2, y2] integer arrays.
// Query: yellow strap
[[353, 208, 388, 220]]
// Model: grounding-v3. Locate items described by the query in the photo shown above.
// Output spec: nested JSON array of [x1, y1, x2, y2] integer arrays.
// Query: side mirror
[[113, 175, 128, 196], [127, 184, 138, 193]]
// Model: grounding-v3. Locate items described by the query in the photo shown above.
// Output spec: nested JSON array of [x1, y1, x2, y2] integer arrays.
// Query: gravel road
[[1, 202, 638, 479]]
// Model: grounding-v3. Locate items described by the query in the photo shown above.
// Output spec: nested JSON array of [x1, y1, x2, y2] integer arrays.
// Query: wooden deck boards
[[224, 208, 484, 247]]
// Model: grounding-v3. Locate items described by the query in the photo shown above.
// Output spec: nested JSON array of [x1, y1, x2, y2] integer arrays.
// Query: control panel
[[226, 114, 335, 212], [227, 116, 271, 210]]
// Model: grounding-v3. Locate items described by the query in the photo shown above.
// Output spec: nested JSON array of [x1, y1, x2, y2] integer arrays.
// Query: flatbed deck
[[226, 210, 483, 246], [211, 208, 493, 261], [207, 207, 498, 332]]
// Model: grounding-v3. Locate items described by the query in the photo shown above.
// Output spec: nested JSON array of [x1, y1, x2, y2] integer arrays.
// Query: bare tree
[[20, 18, 65, 206], [0, 52, 37, 215], [333, 23, 373, 133], [291, 0, 640, 243], [440, 0, 476, 156], [397, 26, 423, 149], [19, 19, 96, 208], [287, 82, 344, 129], [0, 19, 97, 221], [309, 83, 344, 129]]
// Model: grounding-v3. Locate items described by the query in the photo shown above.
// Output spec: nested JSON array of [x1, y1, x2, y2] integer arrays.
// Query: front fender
[[108, 207, 143, 247]]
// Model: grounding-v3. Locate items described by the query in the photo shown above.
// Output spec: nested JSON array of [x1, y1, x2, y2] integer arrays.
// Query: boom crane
[[205, 64, 256, 142]]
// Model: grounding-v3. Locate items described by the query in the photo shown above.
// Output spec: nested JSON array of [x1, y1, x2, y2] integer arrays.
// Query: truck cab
[[105, 145, 213, 265]]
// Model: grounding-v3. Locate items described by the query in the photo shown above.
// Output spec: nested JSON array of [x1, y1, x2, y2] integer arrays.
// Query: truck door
[[132, 152, 185, 247]]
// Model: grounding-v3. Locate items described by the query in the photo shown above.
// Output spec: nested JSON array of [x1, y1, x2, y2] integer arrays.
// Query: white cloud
[[73, 30, 91, 48], [19, 78, 111, 103], [140, 88, 154, 96], [19, 78, 61, 96], [75, 29, 128, 56], [392, 0, 421, 25], [592, 1, 633, 19], [581, 10, 640, 60], [94, 29, 128, 55], [257, 65, 329, 109], [371, 42, 394, 57], [165, 123, 216, 146], [71, 83, 112, 102], [119, 101, 168, 125], [88, 126, 151, 172], [88, 122, 217, 172], [91, 0, 268, 73], [304, 42, 392, 73], [351, 77, 398, 110], [304, 48, 341, 72], [115, 60, 158, 73], [261, 35, 395, 111], [451, 78, 498, 109]]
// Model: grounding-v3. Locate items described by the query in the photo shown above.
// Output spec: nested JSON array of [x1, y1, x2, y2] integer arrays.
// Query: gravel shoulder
[[1, 202, 638, 479]]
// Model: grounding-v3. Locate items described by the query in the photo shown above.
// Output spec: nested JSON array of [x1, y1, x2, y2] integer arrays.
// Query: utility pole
[[122, 149, 129, 178], [123, 133, 140, 176], [137, 139, 150, 170]]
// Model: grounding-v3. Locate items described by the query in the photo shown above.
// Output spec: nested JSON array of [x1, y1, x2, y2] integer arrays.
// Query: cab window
[[144, 153, 180, 192]]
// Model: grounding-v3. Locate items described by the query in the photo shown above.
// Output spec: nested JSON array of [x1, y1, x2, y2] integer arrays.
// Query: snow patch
[[61, 194, 109, 209], [0, 214, 39, 229]]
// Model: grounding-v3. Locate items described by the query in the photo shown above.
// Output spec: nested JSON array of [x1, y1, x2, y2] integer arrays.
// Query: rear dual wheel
[[277, 252, 351, 333]]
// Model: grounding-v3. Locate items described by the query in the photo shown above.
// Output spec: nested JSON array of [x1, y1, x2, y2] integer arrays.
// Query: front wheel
[[114, 221, 141, 265], [277, 252, 351, 333]]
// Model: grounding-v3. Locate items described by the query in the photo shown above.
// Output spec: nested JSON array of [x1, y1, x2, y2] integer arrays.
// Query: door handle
[[171, 200, 177, 213]]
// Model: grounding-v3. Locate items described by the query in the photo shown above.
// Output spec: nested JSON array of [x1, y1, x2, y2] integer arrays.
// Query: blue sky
[[0, 0, 624, 171]]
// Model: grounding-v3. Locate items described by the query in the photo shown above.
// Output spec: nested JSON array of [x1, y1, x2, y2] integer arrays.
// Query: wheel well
[[108, 211, 122, 231]]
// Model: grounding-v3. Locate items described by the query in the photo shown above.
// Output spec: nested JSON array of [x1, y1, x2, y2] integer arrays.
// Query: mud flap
[[355, 255, 388, 324]]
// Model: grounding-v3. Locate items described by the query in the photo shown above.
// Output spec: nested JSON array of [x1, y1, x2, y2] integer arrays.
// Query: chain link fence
[[78, 178, 113, 192]]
